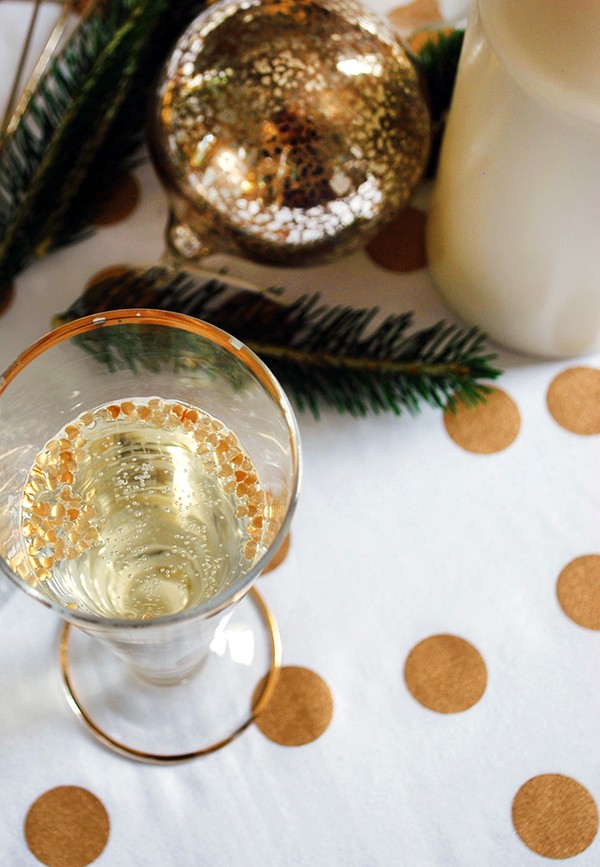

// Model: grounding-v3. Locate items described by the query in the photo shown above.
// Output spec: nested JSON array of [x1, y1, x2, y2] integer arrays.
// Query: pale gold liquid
[[20, 400, 265, 619]]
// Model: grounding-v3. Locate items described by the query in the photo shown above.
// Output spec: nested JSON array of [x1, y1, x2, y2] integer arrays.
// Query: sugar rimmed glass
[[0, 309, 301, 762]]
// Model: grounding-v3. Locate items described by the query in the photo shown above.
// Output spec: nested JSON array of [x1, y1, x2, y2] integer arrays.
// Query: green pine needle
[[413, 28, 464, 176], [56, 265, 501, 418], [0, 15, 464, 301], [0, 0, 204, 300]]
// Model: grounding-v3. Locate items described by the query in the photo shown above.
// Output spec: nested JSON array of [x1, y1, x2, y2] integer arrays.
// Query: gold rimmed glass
[[0, 309, 301, 762]]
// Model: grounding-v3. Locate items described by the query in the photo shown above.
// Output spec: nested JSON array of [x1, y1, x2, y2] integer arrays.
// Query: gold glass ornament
[[149, 0, 431, 267]]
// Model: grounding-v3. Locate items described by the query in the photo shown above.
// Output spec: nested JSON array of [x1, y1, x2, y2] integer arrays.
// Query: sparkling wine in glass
[[0, 309, 301, 761]]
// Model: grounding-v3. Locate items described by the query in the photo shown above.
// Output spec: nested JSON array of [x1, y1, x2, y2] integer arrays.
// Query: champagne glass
[[0, 309, 300, 762]]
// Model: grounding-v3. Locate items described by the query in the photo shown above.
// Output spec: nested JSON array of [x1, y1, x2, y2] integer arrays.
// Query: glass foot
[[59, 588, 281, 763]]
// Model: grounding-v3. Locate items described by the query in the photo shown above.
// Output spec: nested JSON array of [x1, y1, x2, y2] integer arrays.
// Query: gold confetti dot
[[365, 206, 427, 272], [72, 0, 97, 14], [444, 388, 521, 454], [25, 786, 110, 867], [261, 533, 291, 575], [92, 173, 141, 227], [512, 774, 598, 859], [557, 555, 600, 630], [0, 280, 15, 316], [253, 665, 333, 746], [407, 25, 456, 54], [404, 634, 487, 713], [547, 367, 600, 434], [84, 265, 131, 292], [388, 0, 442, 32]]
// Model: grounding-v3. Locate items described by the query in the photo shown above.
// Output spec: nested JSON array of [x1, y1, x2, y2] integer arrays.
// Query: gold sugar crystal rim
[[21, 395, 269, 590], [0, 309, 301, 630]]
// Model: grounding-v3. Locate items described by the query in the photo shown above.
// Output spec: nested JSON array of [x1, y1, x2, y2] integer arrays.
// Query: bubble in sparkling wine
[[19, 398, 267, 619]]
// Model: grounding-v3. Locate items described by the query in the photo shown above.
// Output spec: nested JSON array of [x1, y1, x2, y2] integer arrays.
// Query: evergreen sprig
[[413, 27, 464, 176], [0, 0, 204, 300], [56, 266, 501, 418], [0, 11, 463, 300]]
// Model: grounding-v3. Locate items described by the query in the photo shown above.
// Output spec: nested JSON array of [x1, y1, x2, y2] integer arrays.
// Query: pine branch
[[413, 28, 464, 176], [0, 0, 204, 299], [0, 5, 464, 306], [55, 266, 501, 418], [53, 0, 204, 250]]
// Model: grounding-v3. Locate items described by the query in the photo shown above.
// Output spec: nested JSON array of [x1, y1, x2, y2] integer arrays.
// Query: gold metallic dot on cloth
[[443, 387, 521, 454], [0, 280, 15, 316], [72, 0, 96, 14], [92, 173, 140, 227], [557, 555, 600, 630], [365, 206, 427, 272], [387, 0, 442, 32], [24, 786, 110, 867], [253, 666, 333, 745], [547, 367, 600, 434], [407, 26, 455, 55], [84, 264, 131, 292], [260, 533, 291, 575], [404, 634, 487, 713], [512, 774, 598, 859]]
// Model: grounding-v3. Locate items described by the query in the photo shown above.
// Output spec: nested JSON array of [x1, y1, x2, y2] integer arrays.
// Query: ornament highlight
[[149, 0, 430, 266]]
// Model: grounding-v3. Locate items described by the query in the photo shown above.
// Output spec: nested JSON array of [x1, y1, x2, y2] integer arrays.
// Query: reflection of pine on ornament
[[149, 0, 431, 266]]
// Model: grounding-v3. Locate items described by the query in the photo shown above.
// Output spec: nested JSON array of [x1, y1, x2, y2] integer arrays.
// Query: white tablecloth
[[2, 2, 600, 865]]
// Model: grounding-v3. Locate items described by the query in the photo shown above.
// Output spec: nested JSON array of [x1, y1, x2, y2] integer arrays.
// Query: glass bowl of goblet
[[0, 309, 301, 762]]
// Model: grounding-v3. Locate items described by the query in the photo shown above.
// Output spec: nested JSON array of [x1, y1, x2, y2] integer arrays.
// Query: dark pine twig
[[56, 265, 502, 418], [413, 27, 464, 177], [0, 0, 204, 301]]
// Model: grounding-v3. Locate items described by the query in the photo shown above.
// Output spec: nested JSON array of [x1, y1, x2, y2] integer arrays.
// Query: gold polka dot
[[557, 555, 600, 630], [512, 774, 598, 859], [388, 0, 443, 32], [253, 665, 333, 746], [547, 367, 600, 435], [260, 533, 291, 575], [92, 173, 140, 226], [404, 634, 487, 713], [365, 206, 427, 272], [84, 264, 131, 292], [407, 26, 456, 55], [0, 280, 15, 316], [72, 0, 96, 14], [444, 387, 521, 454], [25, 786, 109, 867]]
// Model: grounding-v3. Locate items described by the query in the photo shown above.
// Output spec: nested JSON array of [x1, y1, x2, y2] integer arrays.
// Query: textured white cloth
[[3, 3, 600, 865]]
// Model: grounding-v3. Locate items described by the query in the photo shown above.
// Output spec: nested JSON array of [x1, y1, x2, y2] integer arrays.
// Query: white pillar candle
[[427, 0, 600, 357]]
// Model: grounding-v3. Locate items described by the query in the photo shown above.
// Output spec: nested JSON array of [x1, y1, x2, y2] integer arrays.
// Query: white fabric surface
[[2, 3, 600, 865]]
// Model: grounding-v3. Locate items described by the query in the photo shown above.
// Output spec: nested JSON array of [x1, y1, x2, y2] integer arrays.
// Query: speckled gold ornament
[[149, 0, 431, 266]]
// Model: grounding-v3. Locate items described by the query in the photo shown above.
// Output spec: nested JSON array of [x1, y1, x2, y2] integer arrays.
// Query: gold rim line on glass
[[0, 308, 286, 408], [0, 306, 301, 627], [59, 587, 282, 764]]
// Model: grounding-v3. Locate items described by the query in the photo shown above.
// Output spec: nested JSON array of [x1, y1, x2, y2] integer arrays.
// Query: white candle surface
[[427, 0, 600, 357]]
